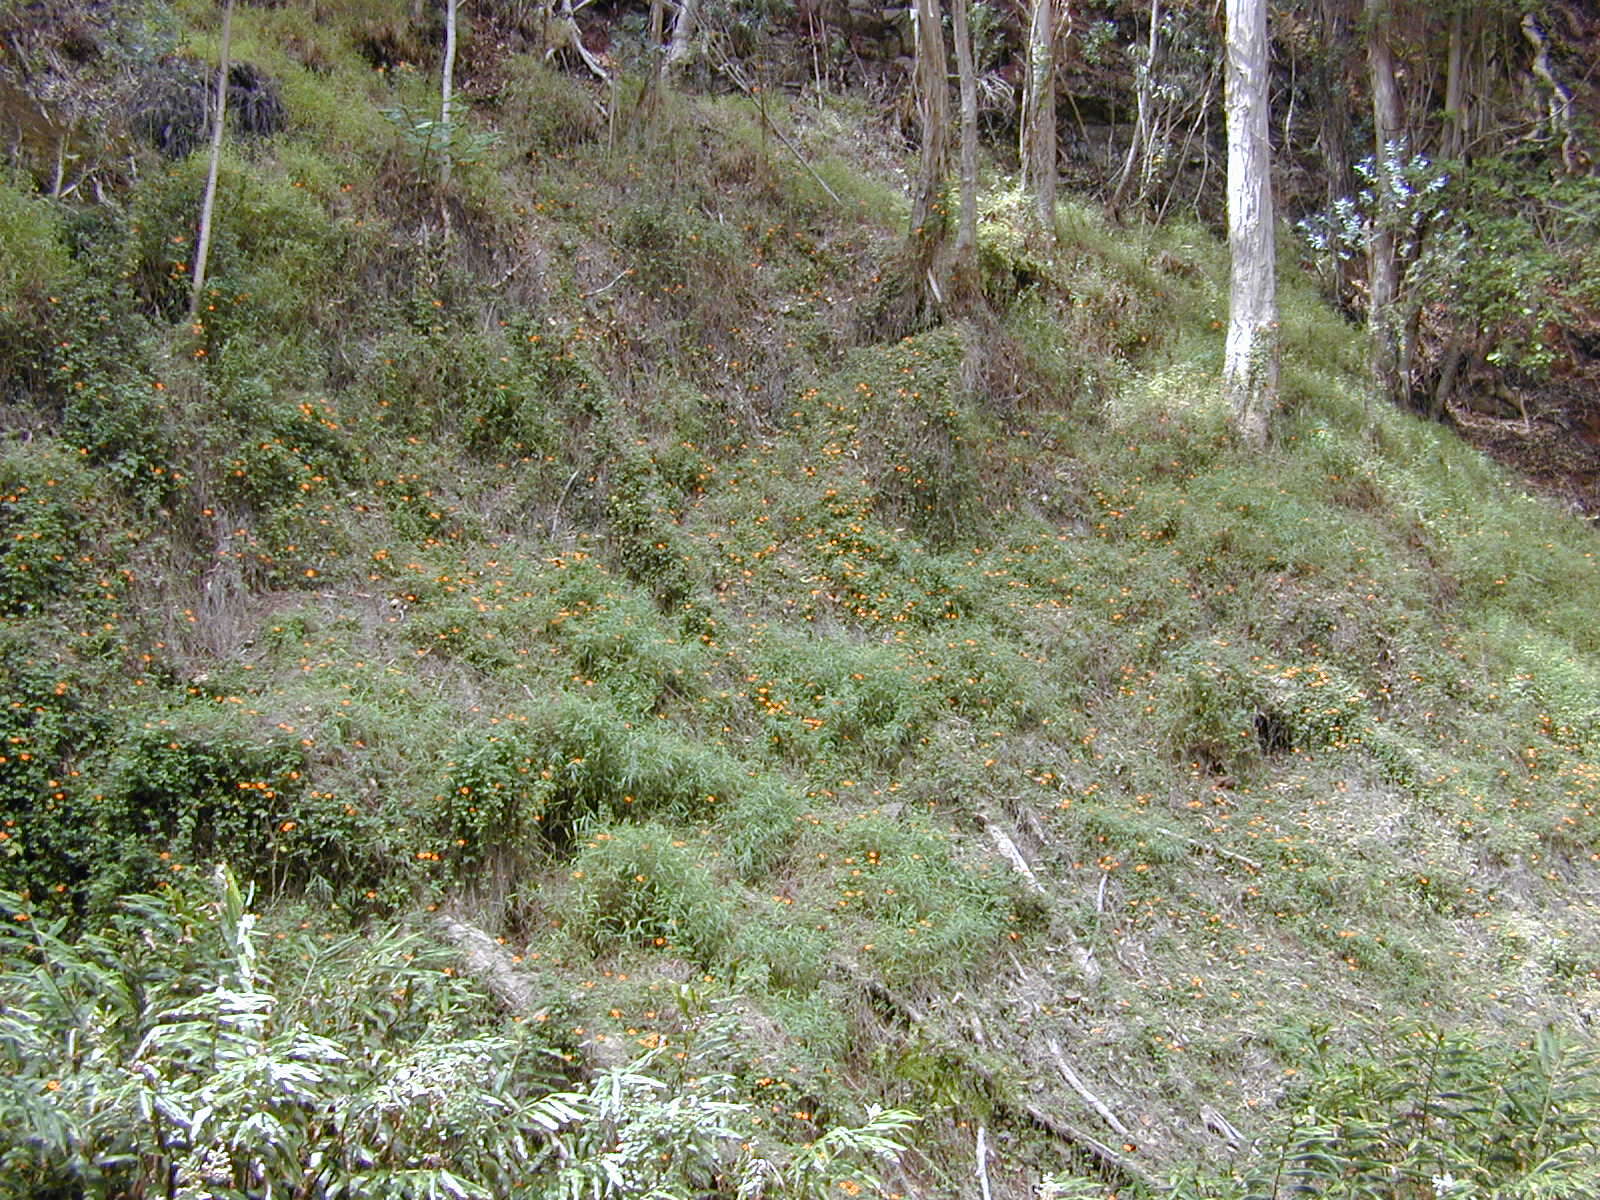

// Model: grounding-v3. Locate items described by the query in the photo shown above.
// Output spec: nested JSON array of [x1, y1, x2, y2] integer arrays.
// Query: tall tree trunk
[[1442, 4, 1465, 160], [1366, 0, 1405, 408], [1223, 0, 1277, 449], [1019, 0, 1056, 233], [665, 0, 701, 73], [1109, 0, 1159, 218], [1433, 5, 1470, 421], [951, 0, 979, 285], [1315, 0, 1354, 305], [189, 0, 234, 322], [907, 0, 949, 294], [1521, 12, 1580, 173], [440, 0, 458, 191]]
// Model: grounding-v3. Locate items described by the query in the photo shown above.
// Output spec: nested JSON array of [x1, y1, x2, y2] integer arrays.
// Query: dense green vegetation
[[1, 1, 1598, 1196]]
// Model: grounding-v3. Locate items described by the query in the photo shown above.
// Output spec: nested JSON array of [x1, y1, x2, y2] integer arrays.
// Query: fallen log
[[430, 909, 544, 1016]]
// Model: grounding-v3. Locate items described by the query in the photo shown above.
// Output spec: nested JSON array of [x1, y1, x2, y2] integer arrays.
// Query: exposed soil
[[1450, 366, 1600, 520]]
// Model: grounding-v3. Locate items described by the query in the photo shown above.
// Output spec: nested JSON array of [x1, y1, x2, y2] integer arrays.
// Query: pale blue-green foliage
[[526, 1048, 916, 1200], [0, 872, 917, 1198], [1297, 143, 1449, 264], [0, 873, 554, 1197]]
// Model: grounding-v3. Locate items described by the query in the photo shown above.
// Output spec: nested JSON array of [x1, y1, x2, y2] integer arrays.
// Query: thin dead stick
[[1151, 825, 1263, 871], [1200, 1103, 1244, 1149], [549, 467, 583, 536], [976, 1124, 993, 1200], [1023, 1103, 1163, 1192], [844, 965, 1163, 1194], [581, 268, 631, 298], [1049, 1038, 1131, 1138]]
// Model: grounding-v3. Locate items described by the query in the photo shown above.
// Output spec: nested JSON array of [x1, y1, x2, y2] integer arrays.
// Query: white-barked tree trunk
[[1223, 0, 1277, 449], [440, 0, 458, 191], [951, 0, 979, 275]]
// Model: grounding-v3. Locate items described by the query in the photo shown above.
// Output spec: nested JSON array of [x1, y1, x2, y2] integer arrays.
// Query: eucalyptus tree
[[904, 0, 950, 317], [951, 0, 981, 293], [440, 0, 459, 190], [1365, 0, 1405, 409], [1223, 0, 1277, 448], [1019, 0, 1056, 233], [666, 0, 701, 73]]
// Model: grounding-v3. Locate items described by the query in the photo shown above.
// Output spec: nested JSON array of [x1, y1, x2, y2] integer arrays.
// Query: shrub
[[0, 443, 109, 617], [605, 450, 697, 605], [93, 709, 309, 899], [0, 176, 69, 303], [0, 176, 73, 400], [813, 812, 1013, 988], [616, 198, 751, 340], [494, 55, 602, 152], [560, 580, 702, 716], [368, 312, 607, 464], [821, 329, 989, 548], [431, 726, 557, 871], [715, 778, 805, 879], [1152, 639, 1265, 774], [533, 694, 745, 835], [1223, 1022, 1600, 1199], [568, 823, 733, 965], [126, 149, 346, 337], [0, 869, 913, 1198], [0, 630, 112, 901], [745, 631, 933, 772], [733, 919, 832, 993]]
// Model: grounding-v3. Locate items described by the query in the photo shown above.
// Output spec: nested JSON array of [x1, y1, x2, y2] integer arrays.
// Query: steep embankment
[[1, 3, 1597, 1196]]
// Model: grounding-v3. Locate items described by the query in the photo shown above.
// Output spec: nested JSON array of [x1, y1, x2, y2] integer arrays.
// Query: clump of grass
[[0, 172, 71, 312], [567, 822, 733, 966], [1103, 360, 1229, 444], [798, 811, 1014, 990], [801, 328, 991, 547], [494, 56, 602, 153], [716, 778, 806, 879]]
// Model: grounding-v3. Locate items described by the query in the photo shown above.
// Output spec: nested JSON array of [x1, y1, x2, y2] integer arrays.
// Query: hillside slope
[[1, 3, 1598, 1196]]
